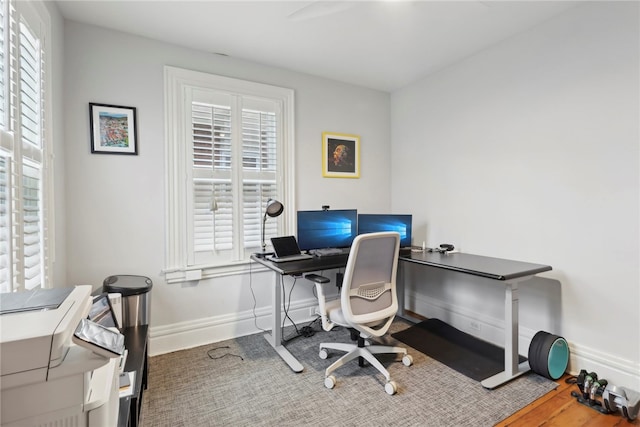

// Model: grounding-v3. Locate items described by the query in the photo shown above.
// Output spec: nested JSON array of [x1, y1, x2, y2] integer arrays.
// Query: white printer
[[1, 285, 121, 426]]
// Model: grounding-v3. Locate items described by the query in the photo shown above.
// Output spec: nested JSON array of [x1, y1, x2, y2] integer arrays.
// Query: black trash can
[[103, 275, 153, 327]]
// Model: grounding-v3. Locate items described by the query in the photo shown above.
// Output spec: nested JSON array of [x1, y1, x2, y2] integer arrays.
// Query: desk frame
[[252, 252, 551, 388], [478, 276, 532, 389], [251, 254, 350, 374], [399, 252, 551, 389], [264, 273, 304, 372]]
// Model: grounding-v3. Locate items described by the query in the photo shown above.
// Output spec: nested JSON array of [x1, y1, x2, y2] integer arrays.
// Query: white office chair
[[312, 231, 412, 395]]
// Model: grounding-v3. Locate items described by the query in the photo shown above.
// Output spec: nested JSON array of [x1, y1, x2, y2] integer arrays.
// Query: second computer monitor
[[357, 214, 412, 247], [297, 209, 358, 251]]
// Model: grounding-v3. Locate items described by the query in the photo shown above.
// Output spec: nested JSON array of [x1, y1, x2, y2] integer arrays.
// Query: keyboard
[[312, 248, 349, 257], [266, 254, 313, 263]]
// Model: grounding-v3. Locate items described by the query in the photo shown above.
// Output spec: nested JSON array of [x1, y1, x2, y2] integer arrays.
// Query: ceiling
[[55, 0, 579, 92]]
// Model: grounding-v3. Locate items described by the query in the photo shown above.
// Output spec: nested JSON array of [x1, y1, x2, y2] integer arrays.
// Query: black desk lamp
[[261, 198, 284, 254]]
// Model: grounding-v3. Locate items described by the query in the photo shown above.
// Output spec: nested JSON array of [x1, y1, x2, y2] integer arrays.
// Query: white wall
[[391, 1, 639, 388], [62, 22, 390, 353]]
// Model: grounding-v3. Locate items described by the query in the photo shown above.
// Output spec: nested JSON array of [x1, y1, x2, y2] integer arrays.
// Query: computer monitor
[[357, 214, 413, 247], [297, 209, 358, 251]]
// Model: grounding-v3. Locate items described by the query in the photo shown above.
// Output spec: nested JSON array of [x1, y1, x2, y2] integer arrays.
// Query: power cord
[[301, 316, 321, 336], [282, 276, 301, 338], [250, 260, 328, 343], [248, 260, 268, 333], [282, 275, 327, 343], [207, 345, 244, 361], [283, 316, 322, 343]]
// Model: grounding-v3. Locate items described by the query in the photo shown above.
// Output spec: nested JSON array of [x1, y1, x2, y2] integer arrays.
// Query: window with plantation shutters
[[165, 66, 295, 282], [0, 0, 52, 294]]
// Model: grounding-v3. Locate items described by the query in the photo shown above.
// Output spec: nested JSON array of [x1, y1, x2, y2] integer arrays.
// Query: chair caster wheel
[[385, 381, 397, 395], [324, 375, 336, 389], [319, 349, 328, 359], [402, 354, 413, 366]]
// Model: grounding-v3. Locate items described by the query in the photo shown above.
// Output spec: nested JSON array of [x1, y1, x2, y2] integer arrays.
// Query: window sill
[[163, 259, 269, 284]]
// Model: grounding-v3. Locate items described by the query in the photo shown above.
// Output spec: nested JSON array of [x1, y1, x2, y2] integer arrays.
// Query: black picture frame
[[89, 102, 138, 155]]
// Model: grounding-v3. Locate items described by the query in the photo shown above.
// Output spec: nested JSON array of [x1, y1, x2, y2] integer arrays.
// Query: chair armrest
[[306, 277, 336, 332], [304, 273, 330, 284]]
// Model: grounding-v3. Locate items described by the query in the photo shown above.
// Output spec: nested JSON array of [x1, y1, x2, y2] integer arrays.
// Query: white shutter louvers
[[0, 0, 51, 293], [165, 66, 293, 280]]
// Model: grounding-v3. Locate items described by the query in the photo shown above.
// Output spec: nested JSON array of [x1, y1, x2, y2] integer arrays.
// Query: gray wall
[[391, 1, 639, 388], [62, 21, 391, 351]]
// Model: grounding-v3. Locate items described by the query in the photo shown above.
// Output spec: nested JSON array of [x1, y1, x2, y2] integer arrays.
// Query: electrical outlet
[[309, 306, 317, 317], [469, 320, 480, 331]]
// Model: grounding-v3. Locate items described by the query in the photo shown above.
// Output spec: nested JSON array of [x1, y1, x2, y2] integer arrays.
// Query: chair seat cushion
[[325, 299, 348, 326], [325, 298, 388, 333]]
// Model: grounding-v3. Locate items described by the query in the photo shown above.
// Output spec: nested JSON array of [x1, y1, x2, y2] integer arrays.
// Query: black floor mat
[[392, 318, 526, 382]]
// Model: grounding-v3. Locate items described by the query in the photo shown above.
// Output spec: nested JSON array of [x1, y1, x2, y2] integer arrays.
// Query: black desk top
[[399, 252, 551, 281], [252, 251, 551, 281], [251, 253, 349, 276]]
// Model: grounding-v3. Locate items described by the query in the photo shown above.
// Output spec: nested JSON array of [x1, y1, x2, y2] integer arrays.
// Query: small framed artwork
[[322, 132, 360, 178], [89, 103, 138, 155]]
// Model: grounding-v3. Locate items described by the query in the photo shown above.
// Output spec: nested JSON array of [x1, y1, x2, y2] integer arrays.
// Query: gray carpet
[[140, 320, 558, 426]]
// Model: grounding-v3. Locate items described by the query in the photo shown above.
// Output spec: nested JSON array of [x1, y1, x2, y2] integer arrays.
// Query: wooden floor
[[496, 373, 639, 426], [400, 313, 637, 426]]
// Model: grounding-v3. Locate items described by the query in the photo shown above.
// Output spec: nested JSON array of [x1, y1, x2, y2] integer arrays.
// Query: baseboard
[[148, 290, 639, 390], [148, 297, 319, 357], [408, 291, 640, 389], [567, 340, 640, 389]]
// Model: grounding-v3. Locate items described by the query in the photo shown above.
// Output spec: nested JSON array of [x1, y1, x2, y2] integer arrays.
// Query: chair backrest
[[340, 231, 400, 336]]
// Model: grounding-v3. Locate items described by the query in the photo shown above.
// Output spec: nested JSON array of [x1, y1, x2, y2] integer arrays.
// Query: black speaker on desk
[[399, 247, 413, 256]]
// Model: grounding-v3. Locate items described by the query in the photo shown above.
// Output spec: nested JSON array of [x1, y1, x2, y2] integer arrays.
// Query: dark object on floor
[[528, 330, 569, 380], [569, 369, 640, 421], [392, 318, 525, 382]]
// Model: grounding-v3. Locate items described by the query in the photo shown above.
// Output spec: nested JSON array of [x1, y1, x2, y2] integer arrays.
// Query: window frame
[[163, 66, 295, 283], [0, 0, 53, 294]]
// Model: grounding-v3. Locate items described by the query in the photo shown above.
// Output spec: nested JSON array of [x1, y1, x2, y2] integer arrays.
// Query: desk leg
[[263, 272, 304, 373], [396, 260, 421, 324], [397, 261, 406, 318], [481, 279, 531, 389]]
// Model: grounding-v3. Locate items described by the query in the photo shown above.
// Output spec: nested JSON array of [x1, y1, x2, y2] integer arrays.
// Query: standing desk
[[251, 251, 551, 389], [398, 252, 551, 389], [251, 253, 350, 373]]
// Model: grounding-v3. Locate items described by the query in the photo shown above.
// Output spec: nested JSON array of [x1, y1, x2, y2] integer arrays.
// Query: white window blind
[[19, 20, 41, 150], [164, 66, 295, 282], [191, 103, 279, 254], [0, 0, 51, 293], [0, 155, 11, 293], [22, 161, 41, 290], [189, 95, 281, 266], [0, 0, 6, 130]]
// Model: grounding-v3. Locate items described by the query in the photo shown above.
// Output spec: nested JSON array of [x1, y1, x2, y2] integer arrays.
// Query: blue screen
[[357, 214, 413, 247], [297, 209, 358, 251]]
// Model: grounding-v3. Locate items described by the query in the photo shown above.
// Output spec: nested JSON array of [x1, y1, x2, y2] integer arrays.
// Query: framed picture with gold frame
[[322, 132, 360, 178]]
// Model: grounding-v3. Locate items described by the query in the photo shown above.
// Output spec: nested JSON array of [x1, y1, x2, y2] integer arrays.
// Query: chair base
[[319, 340, 409, 384]]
